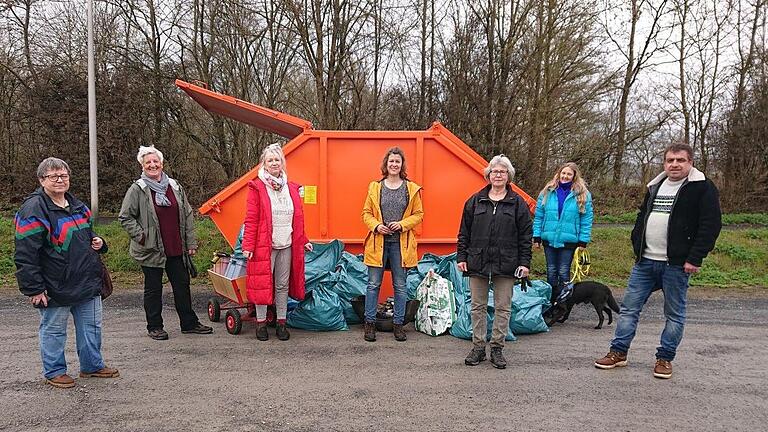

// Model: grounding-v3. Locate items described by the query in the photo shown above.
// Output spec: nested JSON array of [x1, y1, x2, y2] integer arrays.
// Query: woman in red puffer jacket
[[241, 143, 313, 342]]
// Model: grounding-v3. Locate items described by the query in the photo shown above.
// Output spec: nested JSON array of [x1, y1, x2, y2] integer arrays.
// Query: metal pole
[[87, 0, 98, 222]]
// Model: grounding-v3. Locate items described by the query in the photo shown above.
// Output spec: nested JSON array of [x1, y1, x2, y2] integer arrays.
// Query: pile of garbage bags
[[287, 240, 367, 331], [287, 244, 552, 340], [407, 252, 551, 339]]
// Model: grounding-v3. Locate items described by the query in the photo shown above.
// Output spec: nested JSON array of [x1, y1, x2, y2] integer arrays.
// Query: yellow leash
[[569, 248, 591, 283]]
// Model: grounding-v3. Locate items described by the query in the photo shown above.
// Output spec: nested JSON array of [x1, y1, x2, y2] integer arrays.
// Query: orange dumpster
[[176, 79, 536, 300]]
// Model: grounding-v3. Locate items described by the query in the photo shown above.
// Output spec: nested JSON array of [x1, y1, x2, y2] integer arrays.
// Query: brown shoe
[[46, 374, 75, 389], [363, 322, 376, 342], [181, 323, 213, 334], [653, 359, 673, 379], [594, 351, 628, 369], [393, 324, 407, 342], [80, 367, 120, 378], [147, 328, 169, 340]]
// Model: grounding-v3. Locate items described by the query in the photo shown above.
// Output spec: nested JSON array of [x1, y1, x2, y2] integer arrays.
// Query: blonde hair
[[260, 143, 287, 174], [539, 162, 589, 213]]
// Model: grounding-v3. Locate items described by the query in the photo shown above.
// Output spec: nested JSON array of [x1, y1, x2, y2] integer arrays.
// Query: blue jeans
[[543, 246, 575, 298], [38, 296, 105, 379], [365, 241, 407, 325], [610, 258, 690, 361]]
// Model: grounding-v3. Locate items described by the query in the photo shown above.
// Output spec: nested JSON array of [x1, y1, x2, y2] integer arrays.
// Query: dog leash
[[569, 248, 591, 284]]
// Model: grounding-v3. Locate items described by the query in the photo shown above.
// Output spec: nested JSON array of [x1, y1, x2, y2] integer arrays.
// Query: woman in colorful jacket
[[119, 146, 212, 341], [241, 143, 313, 342], [15, 157, 118, 388], [532, 162, 594, 301], [361, 147, 424, 343]]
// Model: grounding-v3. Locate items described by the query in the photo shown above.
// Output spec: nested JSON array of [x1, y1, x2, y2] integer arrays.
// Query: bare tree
[[603, 0, 671, 182]]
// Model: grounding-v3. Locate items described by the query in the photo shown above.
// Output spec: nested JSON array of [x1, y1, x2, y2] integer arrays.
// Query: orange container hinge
[[191, 80, 209, 89], [209, 199, 222, 213]]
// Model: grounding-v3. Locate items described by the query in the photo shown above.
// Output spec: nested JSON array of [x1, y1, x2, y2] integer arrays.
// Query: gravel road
[[1, 285, 766, 432]]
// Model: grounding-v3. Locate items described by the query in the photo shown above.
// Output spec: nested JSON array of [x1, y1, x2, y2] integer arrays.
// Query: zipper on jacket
[[637, 186, 656, 262], [664, 179, 689, 260]]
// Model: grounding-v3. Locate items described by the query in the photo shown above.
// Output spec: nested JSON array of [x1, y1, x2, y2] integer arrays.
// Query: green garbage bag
[[450, 282, 516, 342], [334, 252, 368, 301], [333, 252, 368, 325], [510, 280, 551, 335], [287, 284, 349, 331], [406, 253, 442, 299], [304, 240, 344, 286]]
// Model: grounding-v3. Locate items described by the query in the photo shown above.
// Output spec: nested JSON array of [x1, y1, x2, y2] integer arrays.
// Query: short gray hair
[[136, 145, 164, 164], [483, 154, 515, 183], [36, 157, 71, 178]]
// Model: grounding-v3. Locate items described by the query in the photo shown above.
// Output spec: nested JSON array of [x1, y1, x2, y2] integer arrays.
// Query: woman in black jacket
[[456, 155, 533, 369]]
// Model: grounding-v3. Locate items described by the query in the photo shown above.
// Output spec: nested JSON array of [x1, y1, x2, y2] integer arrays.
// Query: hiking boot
[[490, 347, 507, 369], [363, 322, 376, 342], [80, 367, 120, 378], [594, 351, 628, 369], [653, 359, 673, 379], [256, 322, 269, 341], [147, 328, 169, 340], [181, 323, 213, 334], [276, 323, 290, 341], [393, 324, 407, 342], [464, 347, 486, 366], [46, 374, 75, 389]]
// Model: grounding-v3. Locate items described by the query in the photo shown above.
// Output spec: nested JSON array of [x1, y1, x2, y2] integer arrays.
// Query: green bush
[[94, 218, 231, 274], [721, 213, 768, 225], [713, 242, 758, 262]]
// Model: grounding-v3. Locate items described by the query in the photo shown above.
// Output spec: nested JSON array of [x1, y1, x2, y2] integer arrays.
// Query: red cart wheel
[[225, 309, 242, 335], [208, 298, 221, 322]]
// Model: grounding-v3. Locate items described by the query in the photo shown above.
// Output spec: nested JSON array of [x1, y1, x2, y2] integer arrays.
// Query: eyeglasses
[[43, 174, 70, 182], [490, 170, 508, 176]]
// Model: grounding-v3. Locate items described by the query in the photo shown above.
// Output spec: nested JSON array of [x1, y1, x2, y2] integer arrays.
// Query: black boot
[[490, 347, 507, 369], [256, 322, 269, 341], [276, 323, 290, 341], [464, 347, 486, 366], [363, 322, 376, 342], [393, 324, 407, 342]]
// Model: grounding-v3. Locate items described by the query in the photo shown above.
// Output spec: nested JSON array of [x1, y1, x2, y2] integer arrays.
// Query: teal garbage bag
[[293, 242, 367, 329], [287, 284, 349, 331], [304, 240, 344, 286], [333, 252, 368, 324], [340, 298, 360, 324], [406, 253, 443, 299], [510, 280, 551, 335], [334, 252, 368, 301], [450, 289, 516, 341]]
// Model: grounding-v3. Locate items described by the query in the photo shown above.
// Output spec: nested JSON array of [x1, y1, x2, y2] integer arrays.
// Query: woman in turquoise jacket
[[533, 162, 594, 301]]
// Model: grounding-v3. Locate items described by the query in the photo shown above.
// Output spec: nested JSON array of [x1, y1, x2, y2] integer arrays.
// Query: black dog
[[544, 281, 620, 329]]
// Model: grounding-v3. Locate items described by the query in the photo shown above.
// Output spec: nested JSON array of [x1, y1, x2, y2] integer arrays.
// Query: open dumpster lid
[[175, 79, 313, 139]]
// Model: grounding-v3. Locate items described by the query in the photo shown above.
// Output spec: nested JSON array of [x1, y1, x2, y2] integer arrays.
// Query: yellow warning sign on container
[[303, 185, 317, 204]]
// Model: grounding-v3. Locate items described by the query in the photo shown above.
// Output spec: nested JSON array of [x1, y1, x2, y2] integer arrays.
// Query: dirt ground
[[1, 285, 766, 432]]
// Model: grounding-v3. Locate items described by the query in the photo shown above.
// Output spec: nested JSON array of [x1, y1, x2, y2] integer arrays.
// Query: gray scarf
[[141, 172, 171, 206]]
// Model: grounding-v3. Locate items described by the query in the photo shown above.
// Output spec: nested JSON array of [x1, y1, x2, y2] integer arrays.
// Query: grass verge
[[1, 218, 766, 290]]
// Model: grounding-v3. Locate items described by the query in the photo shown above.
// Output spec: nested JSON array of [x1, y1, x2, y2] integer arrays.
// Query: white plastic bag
[[415, 270, 456, 336]]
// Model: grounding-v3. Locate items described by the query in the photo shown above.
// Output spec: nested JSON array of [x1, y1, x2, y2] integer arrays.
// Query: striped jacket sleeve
[[14, 198, 49, 296]]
